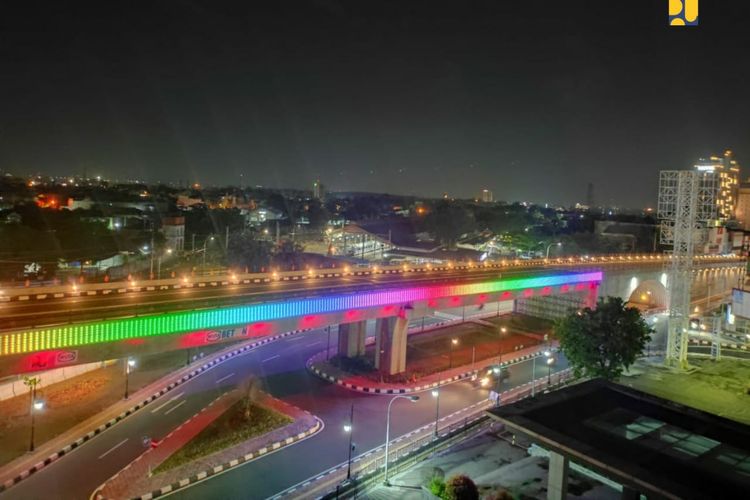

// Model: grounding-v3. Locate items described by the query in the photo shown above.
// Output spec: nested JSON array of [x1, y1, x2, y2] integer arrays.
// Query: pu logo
[[669, 0, 698, 26]]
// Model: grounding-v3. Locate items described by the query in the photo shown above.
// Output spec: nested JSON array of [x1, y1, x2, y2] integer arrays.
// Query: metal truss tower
[[658, 170, 718, 367]]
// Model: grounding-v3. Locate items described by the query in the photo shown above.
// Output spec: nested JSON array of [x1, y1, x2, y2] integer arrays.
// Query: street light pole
[[545, 242, 562, 259], [547, 356, 554, 386], [449, 338, 458, 369], [124, 358, 136, 399], [431, 387, 440, 437], [493, 366, 503, 407], [344, 404, 354, 480], [531, 355, 537, 397], [383, 395, 419, 486], [23, 376, 42, 452]]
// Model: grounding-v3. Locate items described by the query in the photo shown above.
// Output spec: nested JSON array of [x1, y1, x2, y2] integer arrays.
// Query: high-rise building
[[736, 183, 750, 231], [480, 189, 493, 203], [693, 150, 741, 220]]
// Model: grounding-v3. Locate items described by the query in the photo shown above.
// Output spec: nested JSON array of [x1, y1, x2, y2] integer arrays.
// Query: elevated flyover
[[0, 254, 742, 376]]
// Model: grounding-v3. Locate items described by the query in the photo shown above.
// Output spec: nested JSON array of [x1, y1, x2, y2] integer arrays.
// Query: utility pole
[[225, 225, 229, 251]]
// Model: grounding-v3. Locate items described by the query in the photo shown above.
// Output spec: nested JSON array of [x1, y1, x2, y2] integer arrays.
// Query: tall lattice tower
[[658, 170, 718, 367]]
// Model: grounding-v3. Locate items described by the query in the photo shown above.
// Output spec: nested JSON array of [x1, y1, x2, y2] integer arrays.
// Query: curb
[[0, 328, 312, 494], [103, 416, 323, 500], [306, 350, 544, 394]]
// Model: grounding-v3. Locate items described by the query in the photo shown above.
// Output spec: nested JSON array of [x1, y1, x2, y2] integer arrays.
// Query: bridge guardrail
[[1, 253, 742, 302]]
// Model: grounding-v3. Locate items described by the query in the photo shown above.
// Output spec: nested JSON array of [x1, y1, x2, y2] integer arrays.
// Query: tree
[[425, 201, 475, 248], [554, 296, 652, 380], [272, 239, 305, 269], [226, 230, 273, 272], [444, 474, 479, 500]]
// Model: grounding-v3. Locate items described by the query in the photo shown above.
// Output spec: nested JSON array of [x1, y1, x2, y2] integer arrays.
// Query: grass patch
[[621, 358, 750, 425], [154, 400, 292, 473]]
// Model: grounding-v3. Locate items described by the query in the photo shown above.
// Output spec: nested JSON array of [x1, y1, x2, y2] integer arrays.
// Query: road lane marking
[[307, 341, 322, 347], [216, 372, 235, 384], [150, 392, 185, 413], [262, 354, 280, 362], [164, 400, 187, 415], [98, 438, 128, 459]]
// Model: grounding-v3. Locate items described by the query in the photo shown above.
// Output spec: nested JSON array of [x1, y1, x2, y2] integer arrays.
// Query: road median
[[93, 391, 321, 500]]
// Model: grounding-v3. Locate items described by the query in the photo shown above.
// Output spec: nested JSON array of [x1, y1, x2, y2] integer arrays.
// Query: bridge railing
[[1, 253, 742, 302]]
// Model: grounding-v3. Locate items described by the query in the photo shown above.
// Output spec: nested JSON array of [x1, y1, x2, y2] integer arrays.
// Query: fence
[[313, 369, 574, 500]]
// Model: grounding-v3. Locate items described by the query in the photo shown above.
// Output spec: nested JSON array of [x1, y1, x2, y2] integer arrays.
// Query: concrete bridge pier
[[374, 307, 412, 375], [337, 321, 367, 358]]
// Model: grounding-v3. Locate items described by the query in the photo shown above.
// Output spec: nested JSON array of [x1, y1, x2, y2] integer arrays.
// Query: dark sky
[[1, 1, 749, 207]]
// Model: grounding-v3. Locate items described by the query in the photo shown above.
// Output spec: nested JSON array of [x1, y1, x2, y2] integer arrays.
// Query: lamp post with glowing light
[[202, 236, 215, 270], [431, 387, 440, 437], [492, 366, 503, 406], [344, 404, 354, 480], [23, 376, 43, 451], [124, 358, 136, 400], [546, 355, 555, 385], [545, 242, 562, 259], [157, 248, 173, 279], [383, 395, 419, 486], [449, 338, 459, 369], [531, 350, 553, 397]]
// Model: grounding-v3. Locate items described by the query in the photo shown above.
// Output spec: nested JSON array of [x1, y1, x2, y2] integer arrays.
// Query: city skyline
[[1, 2, 749, 206]]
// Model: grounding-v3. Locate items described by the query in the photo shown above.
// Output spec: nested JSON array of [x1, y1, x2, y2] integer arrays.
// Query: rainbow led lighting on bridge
[[0, 271, 601, 356]]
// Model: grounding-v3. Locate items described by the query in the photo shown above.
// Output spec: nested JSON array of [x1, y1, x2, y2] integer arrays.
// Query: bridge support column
[[585, 282, 600, 309], [374, 308, 411, 375], [546, 451, 569, 500], [337, 321, 367, 358]]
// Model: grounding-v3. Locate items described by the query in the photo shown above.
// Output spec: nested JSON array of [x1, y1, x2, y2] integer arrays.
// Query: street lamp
[[449, 338, 459, 369], [124, 358, 136, 400], [344, 404, 354, 480], [24, 376, 42, 451], [29, 399, 44, 452], [202, 236, 215, 269], [431, 388, 440, 437], [546, 355, 555, 386], [492, 366, 503, 407], [531, 350, 552, 397], [383, 395, 419, 486], [157, 248, 173, 280], [545, 242, 562, 259]]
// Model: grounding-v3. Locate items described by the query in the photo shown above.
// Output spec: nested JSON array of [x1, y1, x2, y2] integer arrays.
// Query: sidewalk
[[274, 370, 573, 500], [0, 329, 308, 494], [308, 343, 556, 394], [96, 393, 320, 500]]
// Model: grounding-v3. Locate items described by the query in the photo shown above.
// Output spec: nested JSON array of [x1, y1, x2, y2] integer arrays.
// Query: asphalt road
[[1, 323, 567, 500], [0, 267, 569, 331]]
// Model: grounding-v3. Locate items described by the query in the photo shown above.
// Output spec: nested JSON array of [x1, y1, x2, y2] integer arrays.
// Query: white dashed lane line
[[98, 438, 129, 460]]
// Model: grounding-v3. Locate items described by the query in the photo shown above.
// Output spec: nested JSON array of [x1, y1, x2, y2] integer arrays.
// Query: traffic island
[[93, 391, 321, 500], [308, 317, 554, 393], [308, 343, 551, 394]]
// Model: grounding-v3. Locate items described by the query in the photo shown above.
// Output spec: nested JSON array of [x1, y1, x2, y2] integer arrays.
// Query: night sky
[[1, 1, 749, 207]]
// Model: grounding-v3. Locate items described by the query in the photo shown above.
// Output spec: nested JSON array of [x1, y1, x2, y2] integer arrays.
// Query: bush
[[445, 474, 479, 500], [429, 476, 446, 498]]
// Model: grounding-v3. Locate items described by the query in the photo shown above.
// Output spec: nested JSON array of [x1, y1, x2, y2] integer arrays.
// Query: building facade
[[694, 150, 741, 220], [161, 216, 185, 251]]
